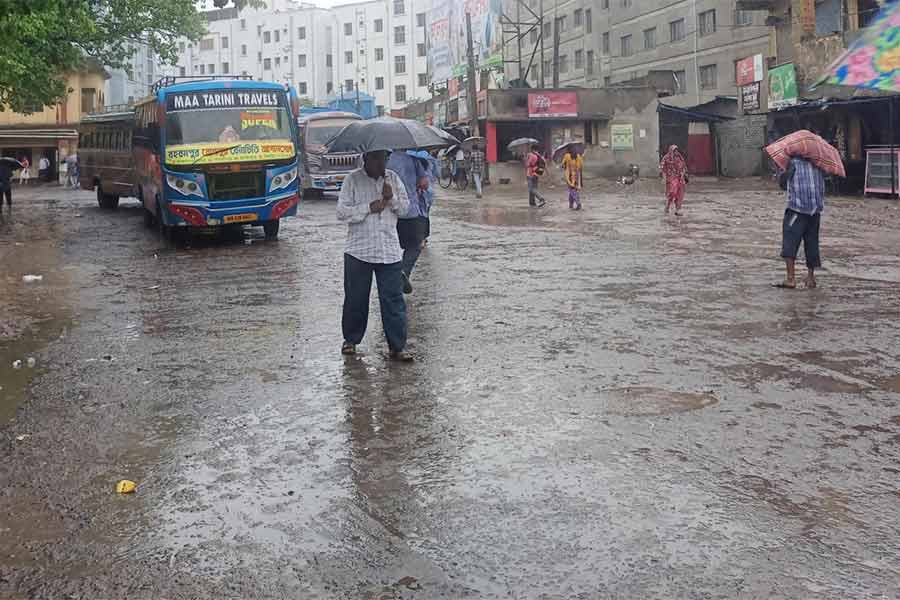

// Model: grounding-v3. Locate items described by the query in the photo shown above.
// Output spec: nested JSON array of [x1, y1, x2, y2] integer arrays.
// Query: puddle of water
[[603, 386, 719, 416]]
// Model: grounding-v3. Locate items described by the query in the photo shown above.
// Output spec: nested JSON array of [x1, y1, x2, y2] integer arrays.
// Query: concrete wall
[[0, 69, 108, 127], [716, 113, 768, 177]]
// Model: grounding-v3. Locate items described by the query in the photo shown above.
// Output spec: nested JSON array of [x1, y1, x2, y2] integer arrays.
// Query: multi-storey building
[[107, 44, 164, 105], [164, 0, 430, 113], [505, 0, 771, 107]]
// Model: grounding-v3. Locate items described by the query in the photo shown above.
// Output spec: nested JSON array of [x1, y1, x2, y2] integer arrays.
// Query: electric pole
[[552, 16, 560, 88], [539, 0, 545, 87], [465, 12, 480, 137]]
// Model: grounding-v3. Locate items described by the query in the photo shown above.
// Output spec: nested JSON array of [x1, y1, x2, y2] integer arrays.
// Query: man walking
[[525, 144, 546, 208], [776, 157, 825, 289], [0, 160, 13, 217], [470, 144, 485, 199], [388, 151, 433, 294], [337, 150, 413, 361]]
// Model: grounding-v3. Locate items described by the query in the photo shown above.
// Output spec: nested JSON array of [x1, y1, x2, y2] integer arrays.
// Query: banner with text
[[427, 1, 455, 83], [528, 91, 578, 118], [736, 54, 764, 86]]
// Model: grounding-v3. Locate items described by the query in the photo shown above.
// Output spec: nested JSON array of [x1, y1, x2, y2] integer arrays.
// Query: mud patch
[[603, 387, 718, 416]]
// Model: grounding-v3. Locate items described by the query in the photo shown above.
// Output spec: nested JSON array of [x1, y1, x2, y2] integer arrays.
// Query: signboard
[[527, 91, 578, 118], [610, 124, 634, 150], [741, 82, 761, 112], [427, 1, 455, 82], [768, 63, 798, 110], [165, 141, 294, 166], [461, 0, 502, 71], [736, 54, 764, 86], [458, 86, 468, 121], [166, 90, 283, 111]]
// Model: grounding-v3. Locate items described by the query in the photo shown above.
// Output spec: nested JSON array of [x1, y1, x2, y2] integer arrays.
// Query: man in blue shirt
[[776, 157, 825, 289], [388, 151, 435, 294]]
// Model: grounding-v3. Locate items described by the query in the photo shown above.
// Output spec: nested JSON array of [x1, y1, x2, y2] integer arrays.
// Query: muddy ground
[[0, 177, 899, 599]]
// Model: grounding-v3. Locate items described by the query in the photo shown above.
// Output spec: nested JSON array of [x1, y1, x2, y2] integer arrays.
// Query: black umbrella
[[0, 157, 24, 169], [326, 117, 452, 153]]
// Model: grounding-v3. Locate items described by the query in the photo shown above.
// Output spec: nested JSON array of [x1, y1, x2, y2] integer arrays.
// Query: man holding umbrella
[[0, 157, 21, 217]]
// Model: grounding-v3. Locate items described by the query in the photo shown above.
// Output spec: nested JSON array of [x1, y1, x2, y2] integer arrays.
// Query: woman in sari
[[561, 148, 584, 210], [659, 145, 688, 215]]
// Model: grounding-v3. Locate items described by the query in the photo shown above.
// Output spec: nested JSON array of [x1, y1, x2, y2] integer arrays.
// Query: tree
[[0, 0, 207, 113]]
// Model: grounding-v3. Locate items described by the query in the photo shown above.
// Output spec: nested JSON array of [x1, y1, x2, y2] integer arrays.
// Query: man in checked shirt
[[776, 157, 825, 289], [337, 150, 413, 361]]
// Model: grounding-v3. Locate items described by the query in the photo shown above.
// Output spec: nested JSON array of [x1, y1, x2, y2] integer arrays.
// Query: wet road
[[1, 180, 899, 599]]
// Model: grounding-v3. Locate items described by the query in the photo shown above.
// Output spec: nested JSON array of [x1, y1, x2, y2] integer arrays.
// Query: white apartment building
[[107, 44, 164, 105], [164, 0, 431, 112]]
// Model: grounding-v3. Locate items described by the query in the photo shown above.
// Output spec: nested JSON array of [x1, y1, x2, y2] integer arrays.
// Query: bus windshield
[[305, 118, 359, 149], [164, 89, 295, 167]]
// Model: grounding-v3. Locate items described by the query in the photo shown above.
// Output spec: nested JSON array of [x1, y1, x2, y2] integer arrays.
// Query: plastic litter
[[26, 357, 36, 368], [116, 480, 137, 494], [22, 275, 43, 283], [15, 434, 29, 442], [12, 360, 22, 369]]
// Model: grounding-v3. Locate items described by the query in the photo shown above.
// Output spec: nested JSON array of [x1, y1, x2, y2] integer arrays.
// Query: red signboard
[[736, 54, 763, 86], [528, 91, 578, 118]]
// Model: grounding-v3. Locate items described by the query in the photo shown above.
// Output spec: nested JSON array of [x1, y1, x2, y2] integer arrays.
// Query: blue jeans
[[342, 254, 407, 352]]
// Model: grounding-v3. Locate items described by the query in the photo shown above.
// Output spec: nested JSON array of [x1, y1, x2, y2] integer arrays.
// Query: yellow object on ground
[[116, 480, 137, 494]]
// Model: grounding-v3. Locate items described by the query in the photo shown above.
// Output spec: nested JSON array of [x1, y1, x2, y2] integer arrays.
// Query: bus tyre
[[263, 219, 280, 240], [96, 185, 119, 210]]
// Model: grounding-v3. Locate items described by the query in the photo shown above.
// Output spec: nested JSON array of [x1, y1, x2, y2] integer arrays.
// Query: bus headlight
[[270, 167, 298, 192], [166, 174, 204, 198]]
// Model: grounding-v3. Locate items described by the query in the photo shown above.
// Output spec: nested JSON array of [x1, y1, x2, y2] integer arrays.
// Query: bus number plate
[[224, 213, 257, 224]]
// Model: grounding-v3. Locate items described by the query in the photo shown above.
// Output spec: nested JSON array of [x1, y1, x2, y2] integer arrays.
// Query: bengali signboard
[[741, 82, 761, 112], [427, 1, 455, 82], [527, 91, 578, 118], [768, 63, 798, 110], [736, 54, 764, 86], [610, 124, 634, 150]]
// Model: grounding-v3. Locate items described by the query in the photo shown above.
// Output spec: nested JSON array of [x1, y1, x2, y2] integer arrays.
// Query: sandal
[[772, 281, 797, 289], [341, 342, 357, 355]]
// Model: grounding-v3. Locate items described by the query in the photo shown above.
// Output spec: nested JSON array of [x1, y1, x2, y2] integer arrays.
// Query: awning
[[0, 128, 79, 140], [657, 103, 733, 122]]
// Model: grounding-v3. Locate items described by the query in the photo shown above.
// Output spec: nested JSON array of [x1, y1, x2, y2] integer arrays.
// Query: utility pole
[[539, 0, 545, 87], [465, 12, 480, 137], [552, 15, 560, 88], [516, 0, 523, 82]]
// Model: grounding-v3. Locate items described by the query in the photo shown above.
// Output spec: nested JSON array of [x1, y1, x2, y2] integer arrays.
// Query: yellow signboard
[[165, 140, 295, 166]]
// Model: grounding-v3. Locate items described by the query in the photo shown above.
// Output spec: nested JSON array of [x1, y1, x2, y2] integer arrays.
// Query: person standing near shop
[[337, 150, 413, 361], [18, 156, 30, 185], [525, 144, 546, 208], [774, 157, 825, 290], [0, 161, 14, 217], [561, 147, 584, 210]]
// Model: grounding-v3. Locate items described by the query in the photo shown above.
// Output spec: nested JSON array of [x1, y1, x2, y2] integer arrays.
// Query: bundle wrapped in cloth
[[765, 130, 846, 178]]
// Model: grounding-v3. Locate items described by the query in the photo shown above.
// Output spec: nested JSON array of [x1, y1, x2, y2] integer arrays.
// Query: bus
[[133, 76, 300, 239], [297, 111, 362, 196], [79, 105, 137, 209]]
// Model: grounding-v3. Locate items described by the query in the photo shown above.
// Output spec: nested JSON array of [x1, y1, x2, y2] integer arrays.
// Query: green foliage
[[0, 0, 206, 113]]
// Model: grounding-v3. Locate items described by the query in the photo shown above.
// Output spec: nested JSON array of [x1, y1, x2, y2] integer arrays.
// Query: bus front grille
[[206, 171, 265, 201]]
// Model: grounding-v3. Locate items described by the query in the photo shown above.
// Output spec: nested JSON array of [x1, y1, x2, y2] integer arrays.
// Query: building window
[[530, 28, 538, 44], [345, 51, 353, 64], [199, 64, 205, 74], [699, 64, 717, 89], [418, 73, 427, 87], [264, 31, 271, 43], [699, 10, 716, 36], [670, 18, 686, 42], [299, 81, 308, 94], [734, 9, 753, 26], [345, 79, 353, 92], [586, 8, 592, 33], [395, 55, 406, 74], [200, 38, 214, 50], [326, 54, 333, 67], [275, 30, 280, 43], [602, 0, 609, 8], [674, 69, 687, 93], [622, 0, 632, 7], [179, 66, 186, 76], [374, 18, 383, 33], [395, 85, 406, 102], [375, 48, 384, 61], [297, 26, 307, 40], [604, 75, 611, 86], [575, 49, 584, 69], [222, 36, 229, 49], [587, 50, 594, 75], [240, 19, 246, 31], [558, 54, 568, 73], [257, 24, 262, 36], [241, 44, 247, 56], [179, 42, 186, 52], [274, 57, 280, 67], [620, 34, 632, 57], [344, 22, 352, 36], [555, 16, 566, 33], [602, 32, 610, 54], [263, 58, 271, 70], [394, 0, 405, 15], [395, 26, 406, 45], [376, 76, 384, 89], [417, 43, 426, 57], [222, 62, 229, 73], [327, 81, 333, 93], [643, 27, 656, 49], [416, 12, 426, 27], [258, 51, 263, 62], [574, 9, 583, 27], [298, 54, 307, 67]]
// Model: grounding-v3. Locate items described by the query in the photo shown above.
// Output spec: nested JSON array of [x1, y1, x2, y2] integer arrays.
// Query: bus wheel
[[263, 219, 280, 240], [96, 184, 119, 210]]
